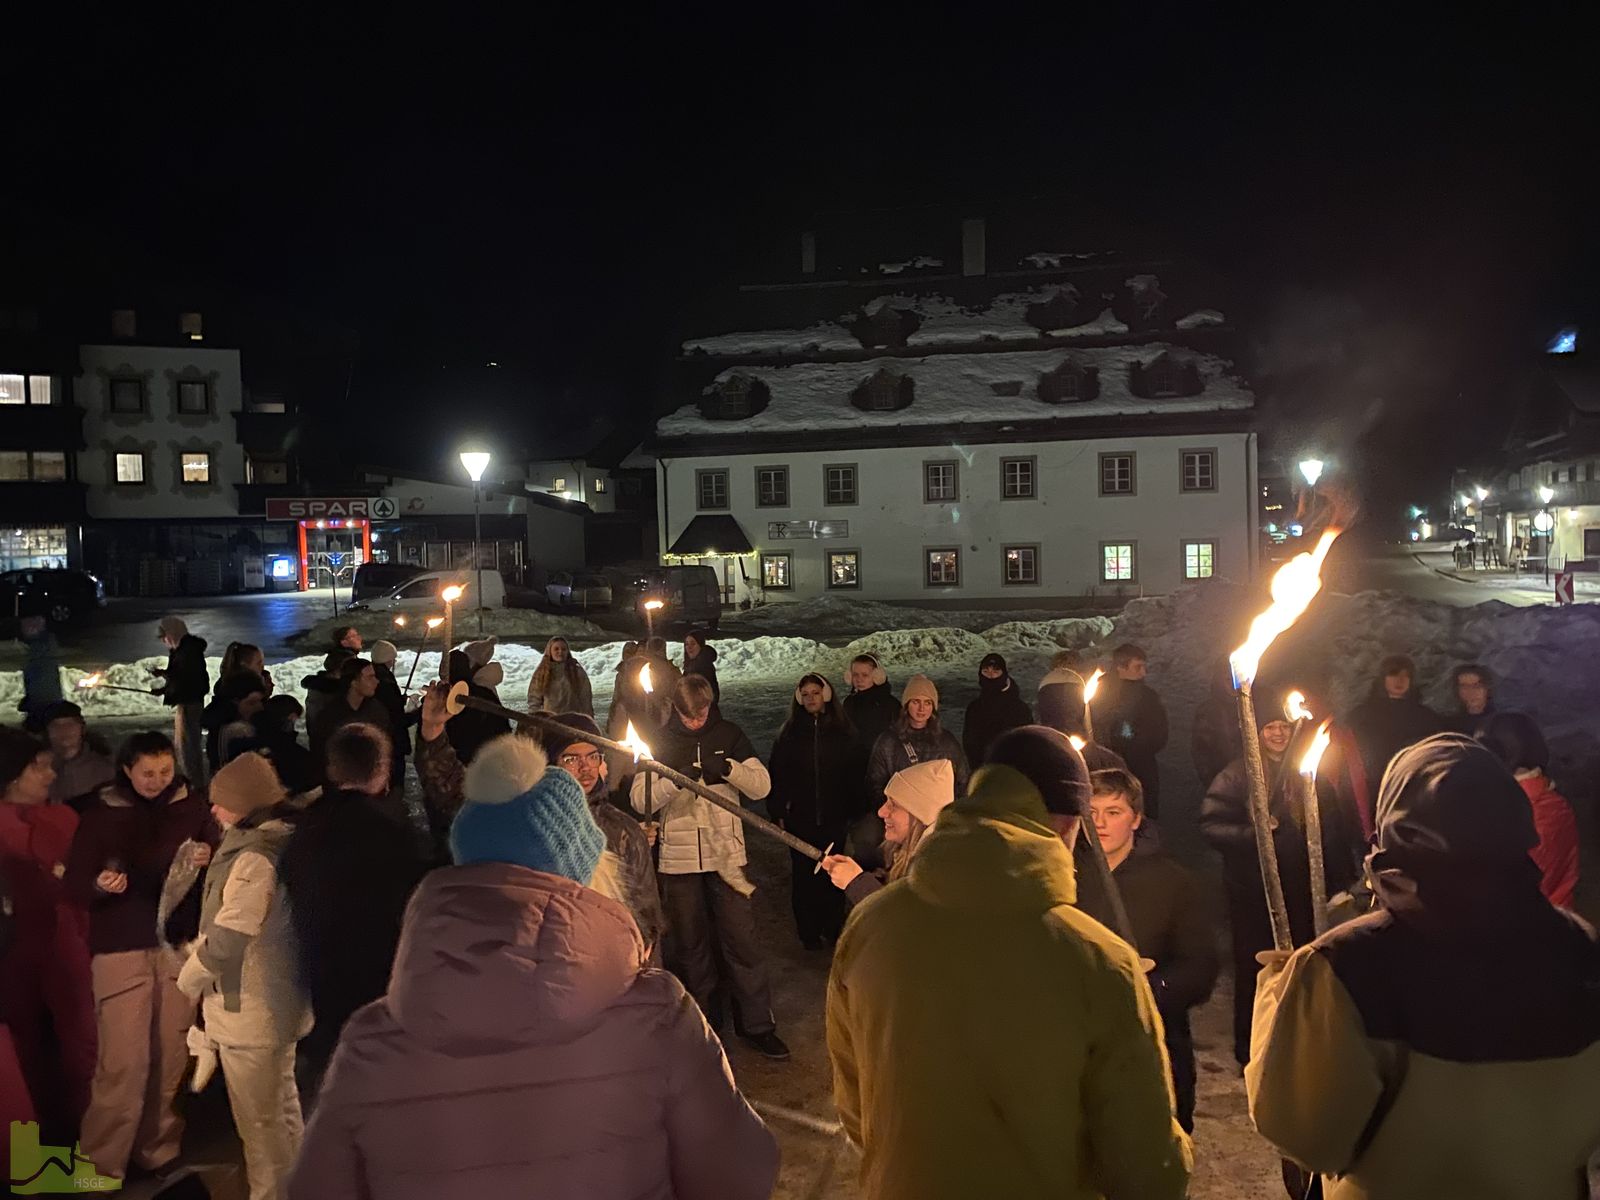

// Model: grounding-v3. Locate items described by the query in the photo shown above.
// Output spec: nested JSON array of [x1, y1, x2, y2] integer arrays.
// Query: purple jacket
[[290, 861, 778, 1200]]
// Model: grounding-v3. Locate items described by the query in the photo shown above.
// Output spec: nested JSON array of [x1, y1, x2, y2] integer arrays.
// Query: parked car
[[361, 569, 508, 613], [546, 571, 613, 611], [634, 565, 722, 631], [1, 569, 107, 625], [351, 562, 424, 605]]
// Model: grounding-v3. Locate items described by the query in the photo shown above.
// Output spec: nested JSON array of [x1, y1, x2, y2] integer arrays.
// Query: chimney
[[800, 231, 817, 275], [961, 218, 986, 277]]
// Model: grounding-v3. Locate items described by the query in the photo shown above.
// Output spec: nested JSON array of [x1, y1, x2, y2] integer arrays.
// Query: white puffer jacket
[[629, 714, 770, 878]]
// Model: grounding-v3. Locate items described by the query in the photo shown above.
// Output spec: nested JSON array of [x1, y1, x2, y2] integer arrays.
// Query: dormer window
[[698, 372, 771, 421], [1024, 285, 1082, 333], [849, 302, 921, 349], [1037, 358, 1100, 404], [850, 367, 914, 413], [1130, 351, 1201, 399]]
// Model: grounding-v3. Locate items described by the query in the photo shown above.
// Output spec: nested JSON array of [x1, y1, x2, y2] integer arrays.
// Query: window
[[181, 452, 211, 484], [593, 476, 607, 494], [1100, 452, 1135, 495], [111, 309, 137, 339], [1183, 540, 1217, 580], [28, 376, 50, 405], [177, 380, 210, 414], [824, 463, 857, 506], [115, 452, 146, 484], [246, 455, 288, 484], [1001, 456, 1036, 499], [696, 468, 729, 509], [755, 466, 789, 507], [1003, 544, 1039, 584], [1101, 542, 1136, 583], [827, 550, 860, 589], [0, 375, 20, 404], [551, 477, 567, 491], [179, 311, 203, 341], [1181, 449, 1216, 492], [0, 451, 26, 480], [924, 460, 959, 503], [110, 378, 145, 414], [926, 547, 960, 586], [0, 375, 49, 405], [31, 451, 66, 482], [761, 553, 792, 589]]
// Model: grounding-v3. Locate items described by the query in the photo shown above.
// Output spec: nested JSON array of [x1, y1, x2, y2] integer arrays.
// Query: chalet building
[[650, 218, 1259, 604]]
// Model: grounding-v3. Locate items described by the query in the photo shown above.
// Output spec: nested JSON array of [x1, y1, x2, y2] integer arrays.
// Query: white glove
[[186, 1024, 219, 1092]]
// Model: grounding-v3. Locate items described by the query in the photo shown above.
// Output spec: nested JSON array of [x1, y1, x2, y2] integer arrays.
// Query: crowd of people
[[1, 616, 1596, 1199]]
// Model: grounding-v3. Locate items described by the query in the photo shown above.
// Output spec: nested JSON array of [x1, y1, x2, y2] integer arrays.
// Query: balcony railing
[[0, 480, 88, 520], [0, 404, 86, 451]]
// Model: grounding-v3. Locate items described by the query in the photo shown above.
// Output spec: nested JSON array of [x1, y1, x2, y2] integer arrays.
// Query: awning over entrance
[[668, 514, 754, 556]]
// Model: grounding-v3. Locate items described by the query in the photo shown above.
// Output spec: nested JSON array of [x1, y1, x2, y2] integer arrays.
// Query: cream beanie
[[369, 639, 398, 668], [885, 758, 956, 828], [901, 673, 939, 710]]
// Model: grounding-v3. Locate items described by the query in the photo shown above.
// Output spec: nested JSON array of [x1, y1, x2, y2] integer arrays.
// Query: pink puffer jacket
[[288, 862, 779, 1200]]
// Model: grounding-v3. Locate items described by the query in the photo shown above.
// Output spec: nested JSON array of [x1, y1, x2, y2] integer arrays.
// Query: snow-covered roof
[[658, 342, 1251, 439], [682, 291, 1147, 357]]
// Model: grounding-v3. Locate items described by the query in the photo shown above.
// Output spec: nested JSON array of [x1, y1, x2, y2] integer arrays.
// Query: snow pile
[[879, 256, 944, 275], [658, 341, 1252, 438], [295, 609, 604, 652], [721, 595, 1108, 640], [1176, 309, 1226, 330], [1045, 308, 1129, 338], [1020, 251, 1106, 269]]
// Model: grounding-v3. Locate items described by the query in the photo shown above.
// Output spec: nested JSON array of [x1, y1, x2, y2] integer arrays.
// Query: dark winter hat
[[979, 653, 1008, 675], [985, 725, 1091, 816], [0, 729, 46, 793], [39, 700, 86, 727], [1375, 733, 1535, 863], [545, 712, 604, 760], [1475, 712, 1550, 773], [451, 734, 606, 884]]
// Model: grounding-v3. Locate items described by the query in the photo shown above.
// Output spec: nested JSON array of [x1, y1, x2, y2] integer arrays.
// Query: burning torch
[[1299, 719, 1334, 937], [405, 616, 445, 691], [438, 584, 464, 680], [77, 672, 156, 696], [1082, 667, 1104, 744]]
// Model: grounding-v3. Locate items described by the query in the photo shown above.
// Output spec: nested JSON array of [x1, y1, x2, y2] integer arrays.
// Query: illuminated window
[[181, 452, 211, 484], [28, 376, 51, 405], [110, 379, 145, 414], [1181, 449, 1216, 492], [32, 451, 66, 481], [179, 311, 204, 341], [926, 548, 960, 586], [1100, 453, 1135, 496], [551, 477, 567, 491], [924, 461, 958, 503], [1101, 542, 1136, 582], [827, 550, 859, 589], [177, 380, 210, 414], [1004, 545, 1039, 584], [1183, 540, 1217, 579], [761, 553, 792, 589], [696, 469, 728, 510], [593, 476, 606, 494], [0, 375, 21, 405], [1001, 457, 1036, 499], [825, 464, 857, 506], [115, 452, 146, 484], [0, 452, 26, 479], [756, 466, 789, 507]]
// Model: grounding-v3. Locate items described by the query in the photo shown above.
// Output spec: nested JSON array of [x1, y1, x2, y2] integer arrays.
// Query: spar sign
[[265, 497, 382, 521]]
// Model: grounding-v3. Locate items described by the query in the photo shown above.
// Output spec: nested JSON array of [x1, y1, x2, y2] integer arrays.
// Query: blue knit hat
[[449, 734, 606, 884]]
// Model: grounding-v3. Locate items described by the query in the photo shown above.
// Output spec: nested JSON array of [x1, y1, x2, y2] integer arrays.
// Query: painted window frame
[[824, 462, 858, 506], [755, 465, 789, 508], [1180, 447, 1217, 493], [827, 548, 861, 589], [695, 467, 730, 511], [1002, 543, 1040, 585], [1000, 455, 1037, 500], [925, 546, 961, 587], [1099, 451, 1136, 496], [1100, 540, 1137, 583]]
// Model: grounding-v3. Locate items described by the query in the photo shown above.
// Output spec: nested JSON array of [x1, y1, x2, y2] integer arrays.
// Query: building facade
[[0, 305, 86, 571], [652, 221, 1257, 604]]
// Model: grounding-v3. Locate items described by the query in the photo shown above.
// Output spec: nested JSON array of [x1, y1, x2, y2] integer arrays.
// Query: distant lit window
[[756, 466, 789, 507], [593, 476, 607, 494], [28, 376, 51, 405], [181, 452, 211, 484], [1547, 328, 1577, 354], [1102, 541, 1136, 582], [110, 379, 145, 414], [0, 452, 26, 479], [696, 469, 728, 510], [1181, 449, 1216, 492], [177, 380, 210, 414], [32, 452, 66, 482], [115, 452, 146, 483], [180, 311, 203, 341], [0, 375, 21, 405], [828, 550, 860, 589], [926, 548, 960, 586], [761, 553, 792, 589], [1100, 453, 1135, 495], [1004, 545, 1039, 584], [924, 461, 958, 503], [551, 477, 567, 492], [1183, 540, 1217, 580]]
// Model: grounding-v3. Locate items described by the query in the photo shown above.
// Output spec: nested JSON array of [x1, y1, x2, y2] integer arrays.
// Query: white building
[[652, 230, 1257, 604]]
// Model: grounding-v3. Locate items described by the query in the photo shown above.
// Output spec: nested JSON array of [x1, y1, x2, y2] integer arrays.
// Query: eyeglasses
[[559, 751, 603, 768]]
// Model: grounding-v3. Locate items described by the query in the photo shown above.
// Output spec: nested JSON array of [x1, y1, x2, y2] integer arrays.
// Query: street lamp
[[1298, 458, 1325, 488], [1475, 486, 1489, 503], [1536, 486, 1556, 583], [459, 450, 491, 635]]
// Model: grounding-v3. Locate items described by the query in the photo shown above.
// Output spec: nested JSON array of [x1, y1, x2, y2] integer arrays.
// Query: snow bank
[[1176, 309, 1226, 330], [295, 609, 604, 652]]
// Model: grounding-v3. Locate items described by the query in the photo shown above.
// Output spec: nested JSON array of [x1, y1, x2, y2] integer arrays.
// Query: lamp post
[[459, 449, 491, 635], [1537, 485, 1556, 584]]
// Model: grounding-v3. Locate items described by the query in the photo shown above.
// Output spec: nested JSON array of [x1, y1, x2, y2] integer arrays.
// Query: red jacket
[[1517, 771, 1579, 909], [0, 802, 86, 956]]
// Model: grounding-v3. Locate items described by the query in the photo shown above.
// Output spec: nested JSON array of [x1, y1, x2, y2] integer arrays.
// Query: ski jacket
[[843, 684, 900, 753], [629, 712, 769, 877], [0, 800, 87, 959], [962, 676, 1032, 768], [766, 715, 867, 842], [526, 659, 594, 717], [1517, 770, 1580, 909], [289, 862, 779, 1200], [827, 763, 1193, 1200], [158, 634, 210, 707], [866, 725, 968, 809], [179, 814, 311, 1047], [64, 777, 216, 955]]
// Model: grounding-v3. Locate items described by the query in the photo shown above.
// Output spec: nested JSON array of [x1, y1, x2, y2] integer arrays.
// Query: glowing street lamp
[[1298, 458, 1325, 488], [1475, 486, 1489, 503], [459, 449, 492, 635]]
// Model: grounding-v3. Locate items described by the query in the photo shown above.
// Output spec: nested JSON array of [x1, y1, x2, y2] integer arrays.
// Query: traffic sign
[[370, 496, 398, 519], [1555, 571, 1574, 605]]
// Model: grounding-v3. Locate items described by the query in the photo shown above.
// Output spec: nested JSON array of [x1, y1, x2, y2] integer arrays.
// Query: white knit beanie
[[885, 759, 956, 827]]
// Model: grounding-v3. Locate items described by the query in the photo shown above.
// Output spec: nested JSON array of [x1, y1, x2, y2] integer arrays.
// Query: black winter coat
[[444, 651, 509, 765], [843, 684, 900, 754], [279, 788, 426, 1065], [1190, 692, 1243, 786], [373, 663, 411, 763], [159, 634, 209, 706], [683, 645, 720, 705], [1345, 689, 1442, 792], [767, 715, 867, 842], [866, 724, 968, 808], [962, 677, 1032, 768], [1096, 677, 1169, 812]]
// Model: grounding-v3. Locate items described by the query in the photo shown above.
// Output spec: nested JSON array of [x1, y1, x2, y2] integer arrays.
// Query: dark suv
[[634, 565, 722, 631], [1, 569, 108, 625]]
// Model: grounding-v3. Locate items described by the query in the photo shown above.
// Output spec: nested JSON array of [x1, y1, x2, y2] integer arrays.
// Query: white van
[[364, 569, 507, 613]]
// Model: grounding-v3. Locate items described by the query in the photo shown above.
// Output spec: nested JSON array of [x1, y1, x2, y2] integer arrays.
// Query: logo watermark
[[9, 1122, 122, 1193]]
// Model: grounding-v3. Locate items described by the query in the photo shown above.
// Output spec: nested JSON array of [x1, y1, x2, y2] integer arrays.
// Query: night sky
[[9, 12, 1598, 526]]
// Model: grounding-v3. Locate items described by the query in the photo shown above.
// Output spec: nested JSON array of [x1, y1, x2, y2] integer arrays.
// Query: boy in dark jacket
[[842, 654, 898, 753], [153, 616, 209, 785], [961, 653, 1032, 768], [1094, 644, 1169, 818]]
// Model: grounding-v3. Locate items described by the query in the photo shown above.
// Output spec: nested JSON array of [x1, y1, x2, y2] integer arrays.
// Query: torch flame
[[1068, 734, 1087, 753], [78, 673, 103, 689], [440, 584, 465, 603], [1230, 528, 1341, 688], [1299, 719, 1333, 777], [620, 720, 652, 763], [1285, 690, 1311, 722], [1083, 668, 1104, 703], [393, 615, 407, 627], [426, 616, 444, 629], [640, 663, 654, 694]]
